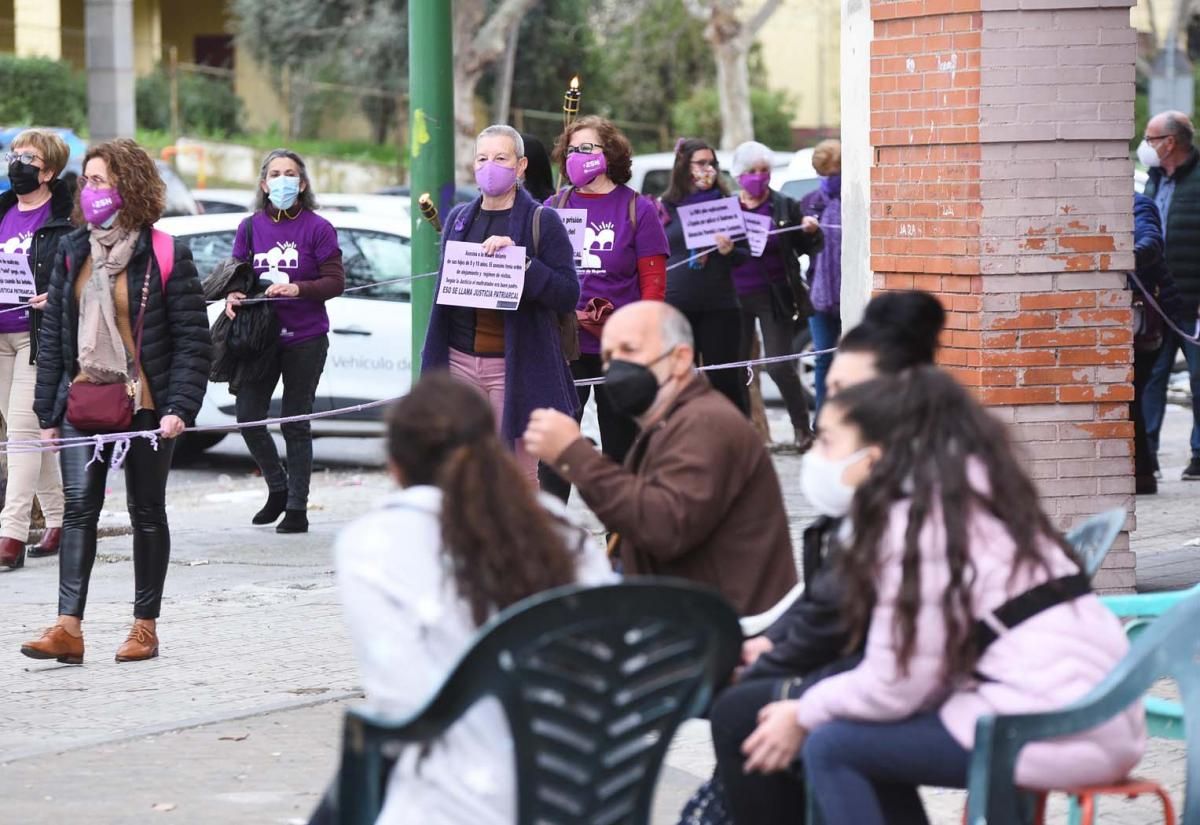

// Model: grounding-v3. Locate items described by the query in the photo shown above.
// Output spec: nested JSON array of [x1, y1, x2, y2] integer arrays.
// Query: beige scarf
[[78, 225, 139, 384]]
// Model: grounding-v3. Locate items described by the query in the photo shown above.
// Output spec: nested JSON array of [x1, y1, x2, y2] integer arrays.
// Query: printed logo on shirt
[[252, 241, 300, 284], [0, 232, 33, 255], [580, 221, 615, 271]]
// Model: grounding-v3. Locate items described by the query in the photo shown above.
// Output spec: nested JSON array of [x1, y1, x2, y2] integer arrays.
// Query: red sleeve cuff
[[637, 255, 667, 301]]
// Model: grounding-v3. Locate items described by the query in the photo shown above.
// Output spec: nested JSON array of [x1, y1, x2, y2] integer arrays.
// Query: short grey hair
[[659, 304, 694, 350], [1164, 111, 1195, 145], [731, 140, 773, 176], [476, 125, 525, 158]]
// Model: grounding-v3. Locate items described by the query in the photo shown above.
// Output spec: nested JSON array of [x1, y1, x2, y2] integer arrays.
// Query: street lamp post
[[408, 0, 455, 382]]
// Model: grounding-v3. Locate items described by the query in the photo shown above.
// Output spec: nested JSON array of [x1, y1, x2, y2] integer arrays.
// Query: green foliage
[[0, 56, 87, 131], [671, 86, 796, 149], [136, 68, 245, 137]]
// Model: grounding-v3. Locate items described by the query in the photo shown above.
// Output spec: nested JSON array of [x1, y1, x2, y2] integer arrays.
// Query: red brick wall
[[868, 0, 1137, 589]]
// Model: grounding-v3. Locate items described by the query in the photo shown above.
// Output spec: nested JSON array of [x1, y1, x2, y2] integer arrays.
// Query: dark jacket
[[746, 516, 858, 681], [1144, 147, 1200, 315], [421, 187, 580, 441], [769, 189, 823, 319], [0, 179, 76, 364], [1132, 193, 1185, 322], [35, 227, 213, 429], [203, 256, 277, 394], [661, 199, 750, 312], [553, 375, 798, 616]]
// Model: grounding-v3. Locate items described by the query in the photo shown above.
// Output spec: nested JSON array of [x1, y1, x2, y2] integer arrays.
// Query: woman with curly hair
[[741, 367, 1145, 824], [21, 138, 211, 664], [316, 372, 612, 824]]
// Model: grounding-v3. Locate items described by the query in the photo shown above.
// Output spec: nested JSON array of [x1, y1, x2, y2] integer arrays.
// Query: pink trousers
[[447, 349, 539, 483]]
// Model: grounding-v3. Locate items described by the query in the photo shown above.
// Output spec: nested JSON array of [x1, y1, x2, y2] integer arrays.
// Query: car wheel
[[173, 432, 226, 463]]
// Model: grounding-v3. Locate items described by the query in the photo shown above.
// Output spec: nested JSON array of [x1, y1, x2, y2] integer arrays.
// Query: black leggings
[[685, 308, 748, 414], [58, 410, 176, 620], [236, 335, 329, 511], [539, 353, 640, 502]]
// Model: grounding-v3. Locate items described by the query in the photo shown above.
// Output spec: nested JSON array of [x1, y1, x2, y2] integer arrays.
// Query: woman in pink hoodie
[[742, 366, 1145, 825]]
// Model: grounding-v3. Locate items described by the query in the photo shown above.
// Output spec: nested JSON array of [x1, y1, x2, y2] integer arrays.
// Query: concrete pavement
[[0, 405, 1196, 824]]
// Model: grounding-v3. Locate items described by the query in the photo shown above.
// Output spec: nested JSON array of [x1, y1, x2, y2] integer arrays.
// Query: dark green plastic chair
[[965, 587, 1200, 824], [337, 580, 741, 825], [1065, 508, 1127, 579]]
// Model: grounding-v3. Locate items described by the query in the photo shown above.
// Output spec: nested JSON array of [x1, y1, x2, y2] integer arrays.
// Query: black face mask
[[7, 161, 42, 196], [604, 349, 675, 418]]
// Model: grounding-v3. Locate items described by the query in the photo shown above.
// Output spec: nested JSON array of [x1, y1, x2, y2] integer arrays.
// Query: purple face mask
[[566, 151, 607, 188], [737, 171, 770, 200], [475, 161, 519, 198], [81, 187, 124, 226]]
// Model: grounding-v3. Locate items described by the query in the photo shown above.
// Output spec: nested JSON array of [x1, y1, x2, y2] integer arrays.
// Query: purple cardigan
[[802, 186, 842, 314], [421, 187, 581, 441]]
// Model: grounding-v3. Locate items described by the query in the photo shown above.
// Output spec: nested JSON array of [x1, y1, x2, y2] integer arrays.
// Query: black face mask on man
[[7, 161, 42, 197], [604, 348, 677, 418]]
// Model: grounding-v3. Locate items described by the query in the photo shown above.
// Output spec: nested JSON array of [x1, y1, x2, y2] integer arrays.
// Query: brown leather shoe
[[27, 528, 61, 558], [21, 625, 84, 664], [0, 537, 25, 570], [115, 621, 159, 663]]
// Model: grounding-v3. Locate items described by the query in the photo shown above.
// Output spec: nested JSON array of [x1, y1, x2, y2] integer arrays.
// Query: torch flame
[[570, 76, 580, 90]]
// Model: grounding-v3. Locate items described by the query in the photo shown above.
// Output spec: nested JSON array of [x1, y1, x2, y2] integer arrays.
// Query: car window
[[336, 228, 411, 301], [781, 178, 821, 201], [198, 200, 251, 215], [182, 231, 235, 278]]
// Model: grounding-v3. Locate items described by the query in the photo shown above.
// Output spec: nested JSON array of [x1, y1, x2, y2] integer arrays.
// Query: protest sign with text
[[0, 252, 37, 304], [743, 212, 772, 258], [676, 196, 747, 249], [554, 208, 588, 255], [436, 241, 527, 310]]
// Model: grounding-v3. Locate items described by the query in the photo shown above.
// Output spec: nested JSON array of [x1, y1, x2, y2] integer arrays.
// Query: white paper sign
[[555, 208, 588, 255], [743, 212, 772, 258], [0, 252, 36, 303], [677, 196, 747, 249], [436, 241, 527, 310]]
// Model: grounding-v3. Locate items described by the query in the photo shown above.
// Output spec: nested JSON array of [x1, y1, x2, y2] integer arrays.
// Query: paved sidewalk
[[0, 406, 1195, 824]]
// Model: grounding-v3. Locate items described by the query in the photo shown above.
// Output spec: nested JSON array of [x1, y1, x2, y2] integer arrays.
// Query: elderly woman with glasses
[[421, 124, 580, 484], [0, 131, 75, 570]]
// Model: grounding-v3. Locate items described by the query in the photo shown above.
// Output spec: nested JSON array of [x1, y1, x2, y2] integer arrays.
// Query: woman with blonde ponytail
[[326, 372, 613, 825]]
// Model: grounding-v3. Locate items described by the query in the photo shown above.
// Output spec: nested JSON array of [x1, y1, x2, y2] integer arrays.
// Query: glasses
[[81, 175, 111, 188], [1145, 134, 1172, 143], [690, 159, 718, 169], [4, 151, 42, 166], [566, 143, 604, 155]]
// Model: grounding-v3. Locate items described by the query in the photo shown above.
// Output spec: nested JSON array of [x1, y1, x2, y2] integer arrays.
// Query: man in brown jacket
[[524, 301, 798, 616]]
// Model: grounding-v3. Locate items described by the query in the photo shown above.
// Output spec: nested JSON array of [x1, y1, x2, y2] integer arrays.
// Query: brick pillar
[[869, 0, 1137, 590]]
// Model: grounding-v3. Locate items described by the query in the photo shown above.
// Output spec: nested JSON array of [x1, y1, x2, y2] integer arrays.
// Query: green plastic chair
[[336, 580, 741, 825], [1065, 508, 1127, 579], [965, 587, 1200, 824]]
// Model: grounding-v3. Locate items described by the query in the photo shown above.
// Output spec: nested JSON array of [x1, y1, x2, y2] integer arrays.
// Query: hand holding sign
[[677, 196, 747, 249], [437, 240, 527, 311]]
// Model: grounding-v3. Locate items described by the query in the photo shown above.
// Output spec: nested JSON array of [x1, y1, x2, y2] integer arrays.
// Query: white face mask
[[1138, 139, 1163, 169], [799, 448, 873, 518]]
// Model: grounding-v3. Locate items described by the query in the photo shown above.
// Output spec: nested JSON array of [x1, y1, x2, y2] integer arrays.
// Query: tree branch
[[472, 0, 541, 64], [746, 0, 785, 37]]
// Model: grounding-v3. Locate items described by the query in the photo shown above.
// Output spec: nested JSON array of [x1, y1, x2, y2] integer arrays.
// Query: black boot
[[253, 490, 288, 525], [276, 510, 308, 534]]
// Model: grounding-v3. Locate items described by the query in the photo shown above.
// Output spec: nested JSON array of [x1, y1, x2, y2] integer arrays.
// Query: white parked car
[[194, 188, 412, 226], [629, 149, 795, 197], [156, 211, 415, 455], [770, 148, 821, 203]]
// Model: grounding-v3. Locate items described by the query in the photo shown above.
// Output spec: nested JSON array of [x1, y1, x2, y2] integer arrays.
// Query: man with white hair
[[524, 301, 798, 616]]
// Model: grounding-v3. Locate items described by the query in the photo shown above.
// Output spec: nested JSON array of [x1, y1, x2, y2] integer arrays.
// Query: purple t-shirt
[[232, 209, 340, 347], [547, 186, 669, 354], [731, 200, 786, 296], [0, 200, 51, 334]]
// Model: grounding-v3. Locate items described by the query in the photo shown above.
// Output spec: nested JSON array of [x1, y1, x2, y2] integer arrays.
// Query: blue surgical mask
[[267, 176, 301, 210]]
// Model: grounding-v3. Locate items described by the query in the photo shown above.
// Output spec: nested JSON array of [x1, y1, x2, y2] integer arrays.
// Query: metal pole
[[408, 0, 455, 382], [169, 45, 180, 141]]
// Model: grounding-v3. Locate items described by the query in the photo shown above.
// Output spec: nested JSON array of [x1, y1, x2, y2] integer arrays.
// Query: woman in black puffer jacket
[[23, 138, 211, 666]]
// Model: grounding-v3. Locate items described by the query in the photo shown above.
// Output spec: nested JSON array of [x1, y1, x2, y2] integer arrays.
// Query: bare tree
[[453, 0, 542, 180], [684, 0, 783, 149]]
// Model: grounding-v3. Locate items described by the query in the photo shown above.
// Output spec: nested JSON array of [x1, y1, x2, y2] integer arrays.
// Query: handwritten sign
[[677, 196, 747, 249], [743, 212, 772, 258], [555, 208, 588, 255], [437, 241, 527, 310], [0, 252, 36, 304]]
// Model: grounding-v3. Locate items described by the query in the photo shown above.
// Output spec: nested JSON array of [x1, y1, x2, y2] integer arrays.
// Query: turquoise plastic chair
[[336, 580, 741, 825], [966, 587, 1200, 824], [1065, 508, 1127, 578]]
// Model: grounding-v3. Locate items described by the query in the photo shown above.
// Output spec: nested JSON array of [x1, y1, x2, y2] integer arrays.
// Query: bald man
[[1141, 110, 1200, 481], [524, 301, 798, 616]]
